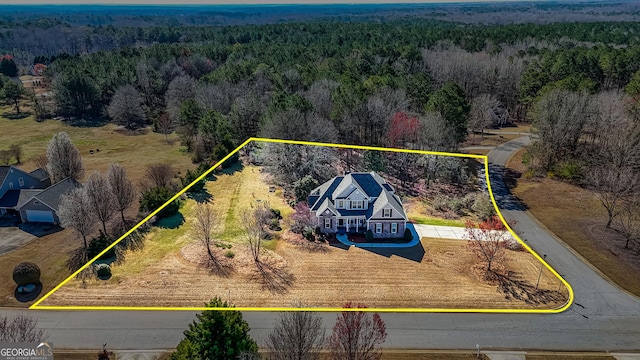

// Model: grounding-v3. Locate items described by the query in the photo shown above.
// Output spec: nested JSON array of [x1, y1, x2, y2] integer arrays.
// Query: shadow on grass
[[489, 270, 566, 306], [219, 161, 244, 176], [2, 111, 31, 120], [63, 117, 110, 128], [362, 241, 426, 263], [155, 212, 185, 229], [250, 257, 296, 294], [14, 281, 42, 303], [18, 222, 63, 237], [187, 190, 213, 204], [202, 256, 235, 277]]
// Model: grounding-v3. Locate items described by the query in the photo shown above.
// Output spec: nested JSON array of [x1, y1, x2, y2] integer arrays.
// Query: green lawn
[[408, 214, 466, 227]]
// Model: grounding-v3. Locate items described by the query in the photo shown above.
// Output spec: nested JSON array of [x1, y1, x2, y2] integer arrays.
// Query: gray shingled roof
[[371, 189, 407, 219], [332, 173, 368, 200], [0, 166, 10, 186], [30, 178, 82, 211], [310, 177, 343, 211], [29, 168, 49, 181], [17, 189, 44, 208], [308, 172, 407, 220]]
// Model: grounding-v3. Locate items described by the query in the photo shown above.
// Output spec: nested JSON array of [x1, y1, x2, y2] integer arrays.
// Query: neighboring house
[[308, 172, 408, 239], [0, 165, 80, 224], [18, 178, 82, 224], [29, 63, 47, 76]]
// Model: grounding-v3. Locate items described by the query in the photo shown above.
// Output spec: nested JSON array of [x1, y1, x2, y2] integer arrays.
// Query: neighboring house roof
[[309, 172, 407, 220], [23, 178, 82, 212], [1, 54, 14, 61], [17, 189, 44, 208], [29, 168, 50, 182], [29, 168, 48, 180], [0, 166, 51, 190], [0, 190, 20, 208], [0, 166, 10, 186]]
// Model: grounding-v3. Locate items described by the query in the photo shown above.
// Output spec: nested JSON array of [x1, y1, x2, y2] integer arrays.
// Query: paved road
[[2, 135, 639, 351]]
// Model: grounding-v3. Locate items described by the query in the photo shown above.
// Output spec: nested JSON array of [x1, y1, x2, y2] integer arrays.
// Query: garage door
[[25, 210, 55, 223]]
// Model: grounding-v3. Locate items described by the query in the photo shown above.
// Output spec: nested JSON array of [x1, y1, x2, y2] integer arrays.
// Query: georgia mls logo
[[0, 342, 53, 360]]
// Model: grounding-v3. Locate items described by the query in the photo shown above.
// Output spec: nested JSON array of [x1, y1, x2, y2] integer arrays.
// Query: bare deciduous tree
[[32, 153, 48, 174], [468, 94, 504, 143], [465, 216, 510, 275], [192, 202, 226, 272], [0, 150, 11, 165], [265, 306, 325, 360], [327, 302, 387, 360], [156, 112, 173, 143], [143, 163, 175, 189], [588, 165, 639, 228], [303, 79, 339, 120], [530, 89, 593, 170], [0, 314, 47, 342], [9, 143, 22, 164], [614, 198, 640, 249], [243, 201, 273, 265], [85, 171, 116, 236], [165, 75, 197, 123], [58, 187, 96, 250], [107, 163, 136, 225], [108, 84, 147, 130], [46, 132, 84, 182]]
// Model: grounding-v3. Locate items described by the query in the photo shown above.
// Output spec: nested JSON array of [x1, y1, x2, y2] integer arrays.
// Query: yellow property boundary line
[[30, 138, 574, 313]]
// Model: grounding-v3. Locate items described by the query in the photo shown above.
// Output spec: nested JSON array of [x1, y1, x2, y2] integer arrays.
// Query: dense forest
[[1, 6, 639, 236]]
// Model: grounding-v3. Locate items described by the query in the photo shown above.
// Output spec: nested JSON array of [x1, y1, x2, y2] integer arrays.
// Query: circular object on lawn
[[14, 281, 42, 302], [13, 262, 41, 286], [17, 285, 24, 293], [23, 284, 36, 293]]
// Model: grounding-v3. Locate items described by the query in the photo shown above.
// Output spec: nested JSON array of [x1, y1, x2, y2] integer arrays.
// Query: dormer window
[[8, 182, 13, 189], [18, 177, 24, 187], [337, 200, 344, 209], [383, 208, 391, 217]]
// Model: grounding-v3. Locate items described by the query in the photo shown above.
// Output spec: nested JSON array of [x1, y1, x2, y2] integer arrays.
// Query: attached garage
[[24, 209, 55, 223]]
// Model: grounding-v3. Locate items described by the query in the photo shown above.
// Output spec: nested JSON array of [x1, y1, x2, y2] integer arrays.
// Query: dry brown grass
[[0, 110, 195, 307], [40, 166, 565, 310], [507, 150, 640, 297]]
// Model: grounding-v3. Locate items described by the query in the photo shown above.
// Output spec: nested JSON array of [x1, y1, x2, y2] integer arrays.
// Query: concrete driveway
[[0, 214, 37, 255]]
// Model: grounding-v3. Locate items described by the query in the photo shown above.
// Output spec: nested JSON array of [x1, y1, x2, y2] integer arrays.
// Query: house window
[[338, 218, 344, 226], [34, 201, 41, 205], [8, 182, 13, 189], [325, 218, 331, 228], [338, 200, 344, 209], [18, 177, 24, 187], [351, 201, 363, 209], [383, 208, 391, 217], [375, 223, 382, 233], [391, 223, 398, 234]]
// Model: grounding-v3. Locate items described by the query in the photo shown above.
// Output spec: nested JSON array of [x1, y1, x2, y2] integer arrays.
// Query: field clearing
[[463, 124, 530, 148], [41, 166, 567, 310], [0, 109, 195, 307], [0, 107, 193, 181], [507, 149, 640, 297]]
